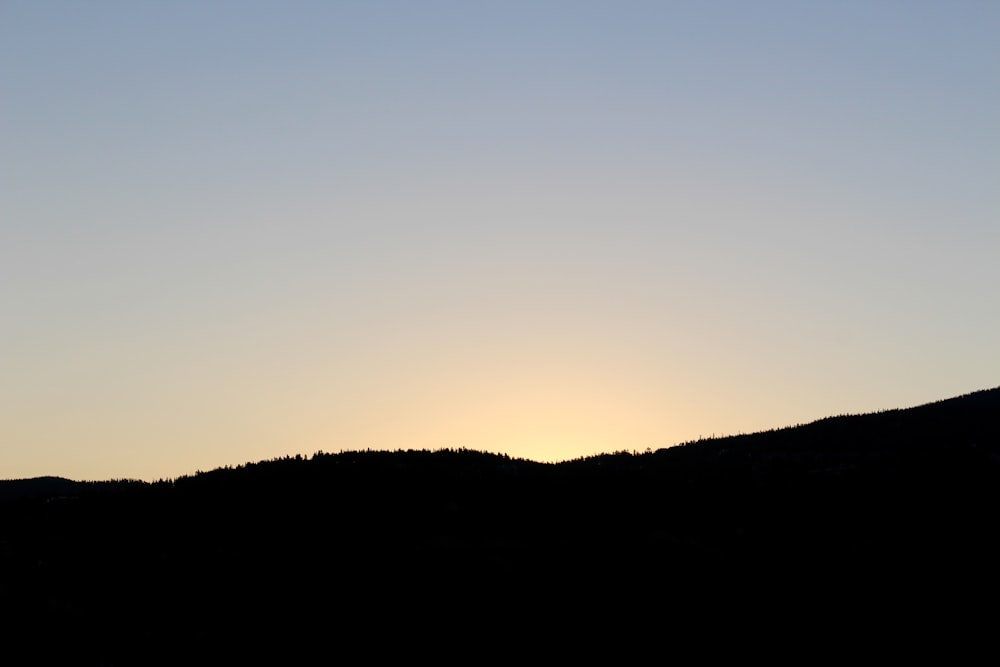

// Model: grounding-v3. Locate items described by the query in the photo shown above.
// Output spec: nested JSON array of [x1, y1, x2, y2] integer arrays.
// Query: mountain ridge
[[2, 385, 997, 663], [6, 385, 998, 492]]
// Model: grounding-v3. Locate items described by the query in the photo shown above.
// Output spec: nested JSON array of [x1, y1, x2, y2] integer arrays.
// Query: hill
[[2, 387, 998, 663], [0, 476, 81, 502]]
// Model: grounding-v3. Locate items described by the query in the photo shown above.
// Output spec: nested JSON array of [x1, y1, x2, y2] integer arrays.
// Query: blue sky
[[2, 1, 998, 480]]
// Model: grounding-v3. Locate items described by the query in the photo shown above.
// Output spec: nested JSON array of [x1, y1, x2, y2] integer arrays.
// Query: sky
[[2, 1, 998, 482]]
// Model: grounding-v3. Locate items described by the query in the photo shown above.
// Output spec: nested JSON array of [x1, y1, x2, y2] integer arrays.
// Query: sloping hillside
[[2, 386, 998, 663]]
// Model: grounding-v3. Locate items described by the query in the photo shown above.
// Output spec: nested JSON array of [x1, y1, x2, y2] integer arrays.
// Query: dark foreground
[[3, 388, 999, 663]]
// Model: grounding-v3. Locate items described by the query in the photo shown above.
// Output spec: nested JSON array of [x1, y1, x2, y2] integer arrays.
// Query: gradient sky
[[3, 1, 998, 481]]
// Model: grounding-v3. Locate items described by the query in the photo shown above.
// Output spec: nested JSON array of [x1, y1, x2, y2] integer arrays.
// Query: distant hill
[[2, 386, 998, 663], [0, 476, 81, 502]]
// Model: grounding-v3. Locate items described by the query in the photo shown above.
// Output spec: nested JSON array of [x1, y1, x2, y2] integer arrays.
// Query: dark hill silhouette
[[0, 476, 81, 501], [2, 386, 998, 663]]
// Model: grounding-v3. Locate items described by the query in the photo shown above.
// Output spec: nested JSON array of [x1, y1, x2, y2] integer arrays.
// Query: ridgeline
[[3, 387, 998, 662]]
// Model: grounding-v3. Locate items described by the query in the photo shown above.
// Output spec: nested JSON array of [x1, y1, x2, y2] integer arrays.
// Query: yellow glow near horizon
[[3, 2, 997, 482]]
